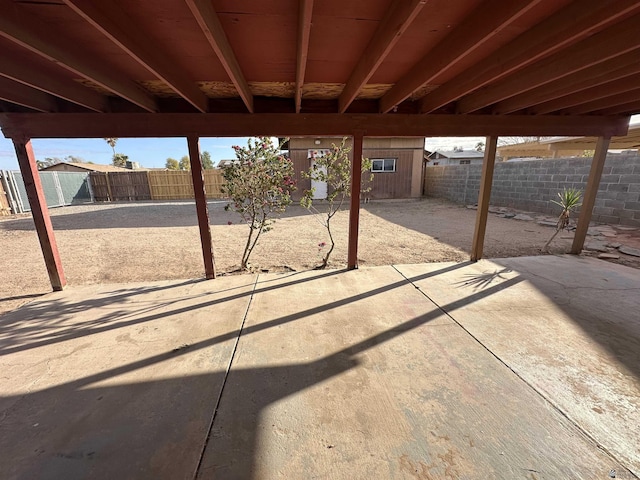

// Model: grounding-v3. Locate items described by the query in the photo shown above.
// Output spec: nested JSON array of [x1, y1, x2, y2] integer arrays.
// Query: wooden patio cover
[[0, 0, 639, 290]]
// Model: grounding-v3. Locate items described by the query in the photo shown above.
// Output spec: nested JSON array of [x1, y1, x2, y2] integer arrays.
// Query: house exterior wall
[[424, 154, 640, 226], [288, 137, 423, 200]]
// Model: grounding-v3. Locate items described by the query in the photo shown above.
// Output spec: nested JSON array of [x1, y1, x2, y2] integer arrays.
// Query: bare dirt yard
[[2, 198, 639, 317]]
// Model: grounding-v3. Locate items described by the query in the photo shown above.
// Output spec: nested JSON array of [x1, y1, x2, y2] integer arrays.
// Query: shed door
[[310, 161, 327, 200]]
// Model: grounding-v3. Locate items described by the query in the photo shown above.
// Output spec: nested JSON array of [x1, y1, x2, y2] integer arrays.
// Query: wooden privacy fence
[[89, 170, 225, 201]]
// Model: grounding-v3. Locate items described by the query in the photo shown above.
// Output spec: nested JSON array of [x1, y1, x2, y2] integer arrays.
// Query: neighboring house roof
[[426, 149, 484, 160], [41, 162, 131, 172], [497, 123, 640, 158], [217, 159, 237, 168]]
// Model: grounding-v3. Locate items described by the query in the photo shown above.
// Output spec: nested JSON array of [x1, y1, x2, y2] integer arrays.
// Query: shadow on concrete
[[2, 261, 527, 479], [0, 270, 341, 356]]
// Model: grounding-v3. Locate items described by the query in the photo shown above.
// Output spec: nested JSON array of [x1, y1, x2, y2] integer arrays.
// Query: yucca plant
[[543, 188, 582, 252]]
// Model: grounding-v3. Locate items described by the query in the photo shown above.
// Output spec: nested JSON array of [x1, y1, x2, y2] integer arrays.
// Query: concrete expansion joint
[[192, 273, 260, 479]]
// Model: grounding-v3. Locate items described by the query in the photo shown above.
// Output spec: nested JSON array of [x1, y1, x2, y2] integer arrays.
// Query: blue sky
[[0, 135, 486, 170], [0, 136, 252, 170]]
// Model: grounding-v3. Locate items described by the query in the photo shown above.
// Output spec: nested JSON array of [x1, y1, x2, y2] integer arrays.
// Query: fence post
[[9, 171, 25, 213], [105, 172, 113, 201], [1, 171, 18, 214], [86, 173, 95, 202], [52, 171, 65, 206]]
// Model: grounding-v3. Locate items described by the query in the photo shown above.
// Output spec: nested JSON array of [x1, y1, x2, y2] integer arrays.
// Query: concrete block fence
[[424, 154, 640, 226]]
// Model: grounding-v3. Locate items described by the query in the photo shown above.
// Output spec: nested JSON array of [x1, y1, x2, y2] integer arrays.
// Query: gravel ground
[[1, 198, 638, 317]]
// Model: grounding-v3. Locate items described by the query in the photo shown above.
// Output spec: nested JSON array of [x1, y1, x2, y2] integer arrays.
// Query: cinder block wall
[[424, 154, 640, 226]]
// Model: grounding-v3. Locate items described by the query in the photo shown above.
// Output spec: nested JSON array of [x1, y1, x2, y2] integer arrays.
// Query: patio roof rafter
[[0, 55, 107, 112], [185, 0, 254, 113], [456, 15, 640, 114], [529, 75, 640, 115], [380, 0, 543, 113], [338, 0, 427, 113], [562, 88, 640, 116], [0, 77, 58, 113], [62, 0, 209, 113], [0, 0, 158, 112], [492, 51, 640, 115], [595, 102, 640, 117], [294, 0, 314, 114], [418, 0, 640, 114]]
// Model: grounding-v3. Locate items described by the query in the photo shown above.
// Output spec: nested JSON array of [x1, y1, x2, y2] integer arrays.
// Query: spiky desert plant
[[543, 188, 582, 252]]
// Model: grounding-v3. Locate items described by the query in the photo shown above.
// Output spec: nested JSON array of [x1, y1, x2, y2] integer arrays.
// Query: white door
[[311, 161, 327, 200]]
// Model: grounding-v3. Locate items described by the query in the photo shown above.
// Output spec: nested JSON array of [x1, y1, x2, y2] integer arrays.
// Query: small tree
[[112, 153, 128, 167], [165, 158, 179, 170], [179, 155, 191, 171], [543, 188, 582, 252], [201, 151, 214, 169], [301, 138, 373, 269], [222, 137, 295, 270]]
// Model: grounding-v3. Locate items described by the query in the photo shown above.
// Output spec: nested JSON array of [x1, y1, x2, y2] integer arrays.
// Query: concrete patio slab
[[396, 255, 640, 478], [0, 276, 257, 480], [198, 265, 630, 479], [1, 258, 637, 480]]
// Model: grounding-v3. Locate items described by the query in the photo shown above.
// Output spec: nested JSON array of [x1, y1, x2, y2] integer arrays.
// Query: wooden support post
[[187, 135, 216, 279], [347, 132, 364, 270], [13, 136, 66, 291], [571, 136, 610, 254], [470, 136, 498, 262]]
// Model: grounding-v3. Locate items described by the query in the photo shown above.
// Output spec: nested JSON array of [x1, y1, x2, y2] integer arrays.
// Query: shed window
[[459, 160, 471, 165], [371, 158, 396, 172]]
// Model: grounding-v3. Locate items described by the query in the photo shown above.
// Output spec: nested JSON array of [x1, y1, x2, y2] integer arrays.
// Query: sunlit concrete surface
[[0, 256, 638, 479]]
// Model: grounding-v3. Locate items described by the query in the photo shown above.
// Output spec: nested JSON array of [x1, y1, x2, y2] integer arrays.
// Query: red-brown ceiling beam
[[0, 113, 630, 139], [339, 0, 426, 113], [528, 75, 640, 115], [185, 0, 254, 113], [63, 0, 208, 113], [295, 0, 314, 114], [0, 1, 157, 112], [0, 77, 57, 112], [456, 15, 640, 114], [0, 55, 106, 112], [492, 51, 640, 115], [561, 88, 640, 116], [378, 0, 543, 113], [419, 0, 640, 114]]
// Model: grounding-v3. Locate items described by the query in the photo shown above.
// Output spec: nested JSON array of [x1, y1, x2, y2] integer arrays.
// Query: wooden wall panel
[[364, 148, 414, 199]]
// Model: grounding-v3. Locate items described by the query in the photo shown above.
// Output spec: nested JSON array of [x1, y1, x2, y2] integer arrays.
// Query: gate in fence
[[0, 170, 93, 214]]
